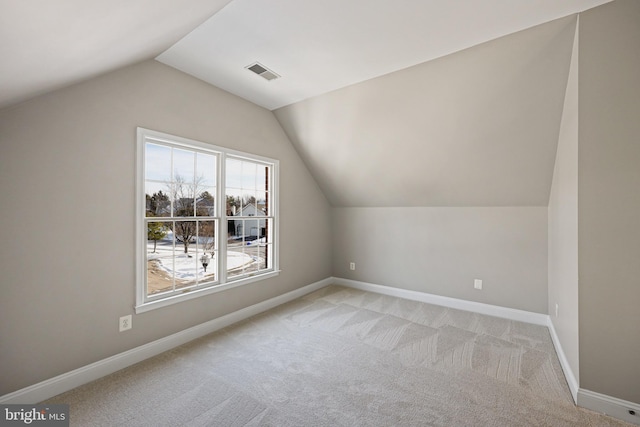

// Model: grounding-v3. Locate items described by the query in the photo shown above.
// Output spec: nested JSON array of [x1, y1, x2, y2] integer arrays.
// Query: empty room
[[1, 0, 639, 425]]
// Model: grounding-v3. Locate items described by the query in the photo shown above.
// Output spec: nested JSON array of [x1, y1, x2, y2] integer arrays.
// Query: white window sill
[[135, 270, 281, 314]]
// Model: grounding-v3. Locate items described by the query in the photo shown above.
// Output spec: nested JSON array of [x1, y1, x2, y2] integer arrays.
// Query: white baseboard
[[333, 277, 549, 326], [578, 389, 640, 426], [547, 318, 579, 403], [0, 277, 333, 405]]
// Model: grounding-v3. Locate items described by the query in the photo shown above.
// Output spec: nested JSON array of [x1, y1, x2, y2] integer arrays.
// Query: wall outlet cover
[[119, 315, 132, 332]]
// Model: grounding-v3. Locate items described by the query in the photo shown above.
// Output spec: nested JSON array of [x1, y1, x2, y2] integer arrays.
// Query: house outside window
[[136, 128, 278, 313]]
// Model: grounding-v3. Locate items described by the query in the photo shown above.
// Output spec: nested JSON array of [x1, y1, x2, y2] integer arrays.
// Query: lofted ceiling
[[157, 0, 611, 110], [1, 0, 613, 207], [1, 0, 611, 111], [275, 16, 578, 207], [0, 0, 232, 109]]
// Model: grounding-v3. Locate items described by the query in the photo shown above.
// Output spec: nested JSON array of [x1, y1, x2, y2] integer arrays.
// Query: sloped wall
[[0, 60, 331, 396], [274, 16, 576, 208]]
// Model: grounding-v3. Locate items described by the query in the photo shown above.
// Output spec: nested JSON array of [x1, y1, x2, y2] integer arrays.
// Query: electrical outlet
[[119, 315, 132, 332], [474, 279, 482, 290], [349, 262, 356, 271]]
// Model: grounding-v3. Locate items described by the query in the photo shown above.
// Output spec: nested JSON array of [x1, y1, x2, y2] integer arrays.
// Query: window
[[136, 128, 278, 313]]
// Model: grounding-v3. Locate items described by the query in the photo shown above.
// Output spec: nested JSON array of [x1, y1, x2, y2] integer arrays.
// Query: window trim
[[135, 128, 279, 314]]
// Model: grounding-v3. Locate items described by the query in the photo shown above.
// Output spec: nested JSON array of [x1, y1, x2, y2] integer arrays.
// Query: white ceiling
[[0, 0, 232, 109], [0, 0, 611, 111], [157, 0, 612, 110]]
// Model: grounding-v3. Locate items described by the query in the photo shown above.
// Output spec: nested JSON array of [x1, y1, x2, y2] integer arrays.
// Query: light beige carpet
[[46, 285, 631, 426]]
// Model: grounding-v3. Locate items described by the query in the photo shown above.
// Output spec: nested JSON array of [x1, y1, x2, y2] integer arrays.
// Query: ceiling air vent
[[246, 62, 280, 81]]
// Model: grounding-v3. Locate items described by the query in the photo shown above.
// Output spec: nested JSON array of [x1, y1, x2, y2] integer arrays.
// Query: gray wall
[[333, 207, 548, 314], [548, 23, 580, 385], [274, 16, 575, 208], [578, 0, 640, 403], [0, 60, 332, 396]]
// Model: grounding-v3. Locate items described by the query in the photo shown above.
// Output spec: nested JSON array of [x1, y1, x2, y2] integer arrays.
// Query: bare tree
[[171, 175, 205, 254]]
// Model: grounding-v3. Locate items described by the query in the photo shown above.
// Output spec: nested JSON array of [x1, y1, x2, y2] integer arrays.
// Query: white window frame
[[136, 128, 279, 313]]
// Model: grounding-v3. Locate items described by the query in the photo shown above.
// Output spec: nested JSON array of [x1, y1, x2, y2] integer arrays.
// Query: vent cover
[[246, 62, 280, 81]]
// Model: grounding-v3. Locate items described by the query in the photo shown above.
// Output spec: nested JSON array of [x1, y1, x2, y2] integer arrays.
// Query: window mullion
[[192, 149, 199, 218], [170, 147, 175, 217], [218, 152, 228, 284], [171, 220, 176, 293]]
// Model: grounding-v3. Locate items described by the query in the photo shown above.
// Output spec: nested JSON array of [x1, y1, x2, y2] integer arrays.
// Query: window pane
[[229, 218, 242, 240], [197, 221, 216, 283], [197, 187, 215, 216], [226, 158, 242, 189], [174, 196, 194, 217], [241, 161, 257, 189], [259, 219, 272, 271], [174, 220, 197, 289], [227, 219, 246, 279], [245, 219, 259, 239], [174, 148, 195, 182], [242, 191, 257, 214], [255, 192, 268, 216], [146, 181, 172, 217], [243, 242, 261, 275], [243, 218, 268, 274], [196, 152, 216, 187], [174, 220, 196, 255], [147, 221, 174, 295], [173, 177, 195, 217], [256, 165, 268, 192], [145, 143, 172, 182], [226, 188, 242, 217]]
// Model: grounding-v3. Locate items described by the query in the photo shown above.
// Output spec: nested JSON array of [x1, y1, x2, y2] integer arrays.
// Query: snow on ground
[[147, 235, 261, 282]]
